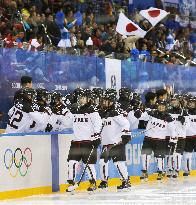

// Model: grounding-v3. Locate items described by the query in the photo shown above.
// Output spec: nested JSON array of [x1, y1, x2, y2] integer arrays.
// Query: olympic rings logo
[[4, 148, 32, 177]]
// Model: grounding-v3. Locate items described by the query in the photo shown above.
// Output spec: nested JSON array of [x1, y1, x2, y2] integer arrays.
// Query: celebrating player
[[66, 89, 102, 192], [98, 90, 131, 190], [140, 100, 174, 181]]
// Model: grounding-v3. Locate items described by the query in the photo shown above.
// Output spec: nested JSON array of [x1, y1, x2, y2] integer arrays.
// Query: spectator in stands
[[140, 43, 151, 62], [76, 31, 85, 49], [81, 26, 92, 45], [92, 28, 102, 49], [149, 50, 158, 63], [0, 0, 195, 66]]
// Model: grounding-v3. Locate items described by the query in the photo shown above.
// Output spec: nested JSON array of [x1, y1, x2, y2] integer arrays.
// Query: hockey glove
[[177, 115, 185, 125], [134, 110, 142, 119], [91, 133, 101, 148], [121, 135, 131, 145], [45, 123, 53, 132], [92, 138, 101, 148], [169, 136, 178, 144]]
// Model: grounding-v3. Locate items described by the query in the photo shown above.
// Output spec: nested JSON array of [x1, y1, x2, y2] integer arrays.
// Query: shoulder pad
[[87, 105, 97, 113], [110, 107, 121, 117], [22, 103, 34, 113], [164, 114, 174, 122]]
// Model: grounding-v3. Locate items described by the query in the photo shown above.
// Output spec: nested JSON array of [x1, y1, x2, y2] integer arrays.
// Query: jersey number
[[9, 110, 23, 129]]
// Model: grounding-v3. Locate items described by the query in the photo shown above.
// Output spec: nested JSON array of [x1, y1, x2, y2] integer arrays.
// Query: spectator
[[0, 0, 195, 66], [81, 26, 92, 45], [92, 28, 102, 49], [140, 43, 151, 62], [76, 31, 85, 49]]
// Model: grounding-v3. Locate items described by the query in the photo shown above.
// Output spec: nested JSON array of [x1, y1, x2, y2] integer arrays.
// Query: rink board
[[0, 130, 196, 199]]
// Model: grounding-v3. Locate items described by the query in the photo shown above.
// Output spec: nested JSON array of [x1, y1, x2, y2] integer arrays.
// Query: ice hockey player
[[26, 88, 52, 132], [84, 89, 96, 106], [92, 87, 104, 106], [66, 89, 102, 192], [137, 92, 157, 129], [183, 97, 196, 176], [127, 93, 143, 130], [140, 100, 174, 181], [144, 92, 157, 111], [49, 92, 72, 131], [6, 88, 43, 133], [14, 75, 33, 102], [98, 90, 131, 190], [166, 95, 189, 178], [118, 87, 132, 111], [156, 89, 168, 101], [117, 87, 137, 129]]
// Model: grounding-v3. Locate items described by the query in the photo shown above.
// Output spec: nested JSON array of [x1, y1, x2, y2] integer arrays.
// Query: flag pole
[[146, 26, 154, 34]]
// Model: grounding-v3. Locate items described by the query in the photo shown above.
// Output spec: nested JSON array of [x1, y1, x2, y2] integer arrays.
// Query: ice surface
[[1, 177, 196, 205]]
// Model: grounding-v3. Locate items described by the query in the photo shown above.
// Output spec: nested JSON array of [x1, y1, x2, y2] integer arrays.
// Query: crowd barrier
[[0, 129, 196, 200]]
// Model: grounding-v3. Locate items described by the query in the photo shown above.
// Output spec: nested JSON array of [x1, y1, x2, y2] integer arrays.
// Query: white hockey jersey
[[168, 108, 189, 138], [186, 109, 196, 137], [145, 111, 175, 139], [29, 110, 51, 132], [6, 102, 44, 133], [100, 106, 130, 145], [127, 110, 139, 130], [49, 104, 72, 131], [70, 104, 102, 142]]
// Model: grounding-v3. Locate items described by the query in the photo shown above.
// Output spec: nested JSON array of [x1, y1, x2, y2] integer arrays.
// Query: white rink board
[[0, 135, 52, 192], [58, 134, 73, 184]]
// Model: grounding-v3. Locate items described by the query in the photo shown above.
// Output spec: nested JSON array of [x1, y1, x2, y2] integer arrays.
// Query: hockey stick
[[130, 123, 159, 139], [67, 145, 95, 192]]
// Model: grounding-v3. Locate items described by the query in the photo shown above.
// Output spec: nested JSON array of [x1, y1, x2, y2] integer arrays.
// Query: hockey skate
[[183, 171, 190, 177], [66, 180, 75, 193], [87, 179, 97, 192], [98, 180, 108, 189], [166, 169, 173, 178], [117, 179, 131, 191], [157, 171, 164, 181], [172, 170, 179, 179], [140, 170, 148, 182]]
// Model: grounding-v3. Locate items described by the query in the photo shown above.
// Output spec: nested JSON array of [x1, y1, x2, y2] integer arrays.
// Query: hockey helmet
[[119, 87, 132, 99], [51, 92, 62, 105], [170, 94, 180, 108], [36, 88, 49, 102], [105, 88, 117, 96], [157, 100, 167, 112], [187, 97, 196, 109], [21, 88, 37, 103], [92, 87, 103, 98], [103, 92, 117, 103]]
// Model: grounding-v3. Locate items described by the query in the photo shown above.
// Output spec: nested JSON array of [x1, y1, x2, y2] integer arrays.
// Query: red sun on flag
[[148, 10, 160, 18], [126, 23, 138, 32]]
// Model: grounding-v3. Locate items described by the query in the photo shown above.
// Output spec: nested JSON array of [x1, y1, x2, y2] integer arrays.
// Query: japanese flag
[[116, 13, 146, 38], [140, 7, 169, 27]]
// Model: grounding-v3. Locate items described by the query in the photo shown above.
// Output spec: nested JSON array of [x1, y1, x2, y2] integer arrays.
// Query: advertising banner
[[105, 58, 121, 92]]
